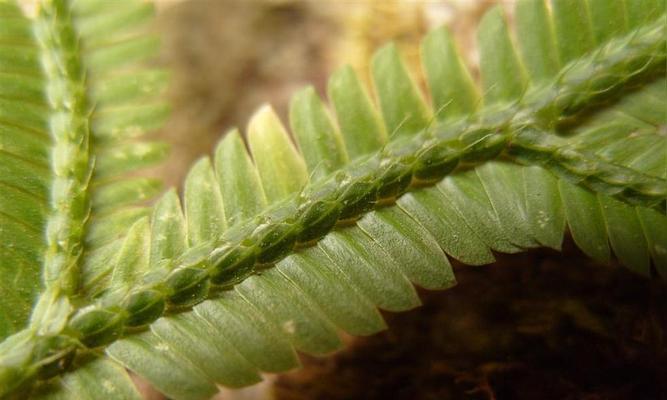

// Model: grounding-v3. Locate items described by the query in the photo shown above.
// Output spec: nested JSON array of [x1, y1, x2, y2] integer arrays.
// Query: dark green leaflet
[[164, 267, 211, 308], [295, 200, 342, 243], [208, 243, 258, 286], [68, 309, 124, 348], [123, 290, 165, 328]]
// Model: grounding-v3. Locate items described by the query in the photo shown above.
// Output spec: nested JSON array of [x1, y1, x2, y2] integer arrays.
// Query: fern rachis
[[0, 0, 665, 398]]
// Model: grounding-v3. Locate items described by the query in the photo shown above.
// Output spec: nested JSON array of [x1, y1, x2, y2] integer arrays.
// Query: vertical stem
[[31, 0, 92, 331]]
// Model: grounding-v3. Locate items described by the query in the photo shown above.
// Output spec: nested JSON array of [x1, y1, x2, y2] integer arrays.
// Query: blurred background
[[127, 1, 666, 399]]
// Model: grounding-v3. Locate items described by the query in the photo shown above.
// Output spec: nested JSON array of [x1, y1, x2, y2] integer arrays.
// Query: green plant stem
[[30, 0, 92, 321]]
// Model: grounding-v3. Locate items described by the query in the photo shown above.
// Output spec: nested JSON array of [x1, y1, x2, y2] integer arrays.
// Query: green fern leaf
[[0, 0, 167, 396], [0, 0, 665, 398]]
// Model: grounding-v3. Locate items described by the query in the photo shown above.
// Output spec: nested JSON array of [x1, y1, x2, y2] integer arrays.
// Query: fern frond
[[0, 0, 167, 397], [0, 0, 665, 398]]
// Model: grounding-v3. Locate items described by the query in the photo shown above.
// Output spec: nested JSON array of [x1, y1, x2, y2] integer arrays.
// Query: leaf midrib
[[26, 0, 95, 332]]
